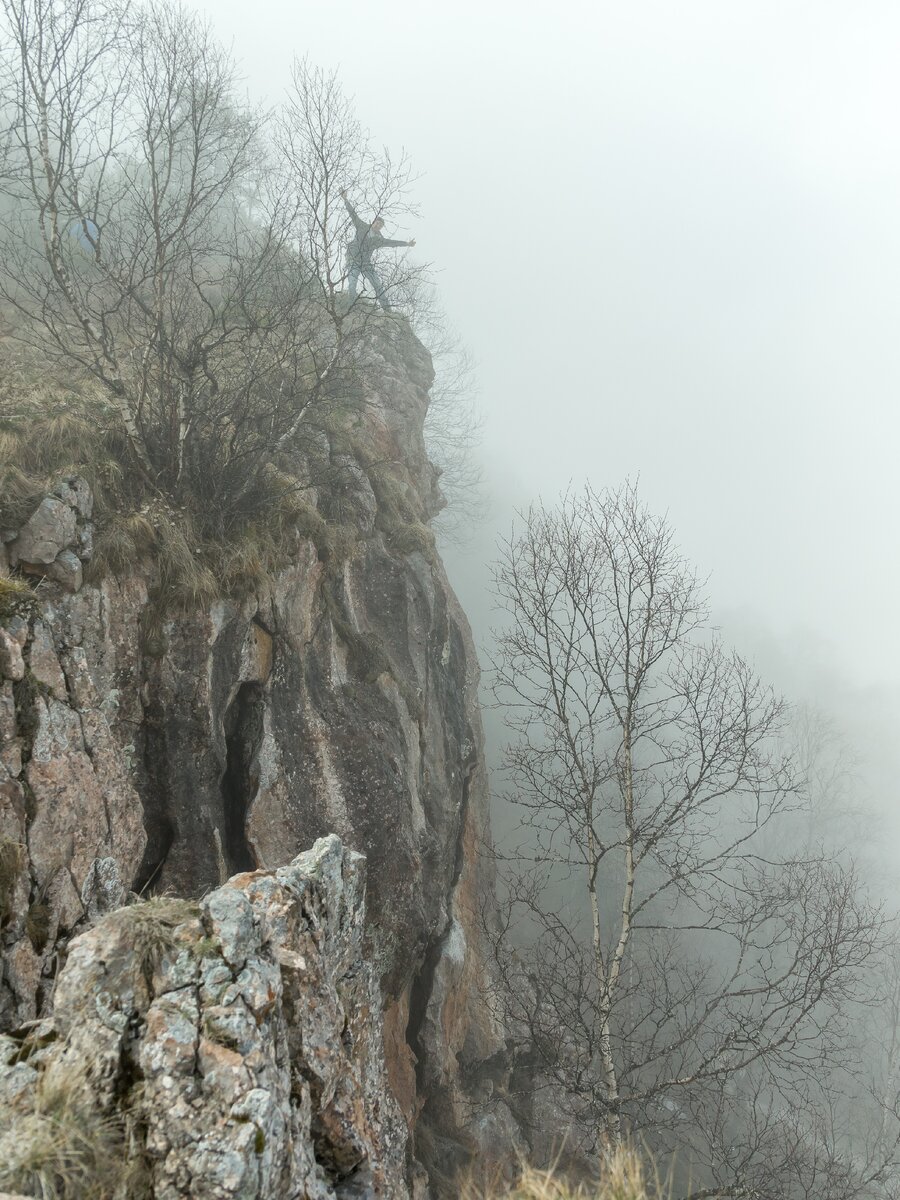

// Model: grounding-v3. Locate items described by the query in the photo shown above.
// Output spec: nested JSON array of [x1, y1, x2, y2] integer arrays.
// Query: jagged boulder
[[5, 475, 95, 592], [0, 836, 410, 1199], [8, 497, 76, 565]]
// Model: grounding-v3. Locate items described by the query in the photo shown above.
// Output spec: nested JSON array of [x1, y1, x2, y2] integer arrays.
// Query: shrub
[[386, 519, 435, 560]]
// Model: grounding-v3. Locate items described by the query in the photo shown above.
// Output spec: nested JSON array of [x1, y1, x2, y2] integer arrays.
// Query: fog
[[194, 0, 900, 894], [3, 0, 899, 1190], [204, 0, 900, 694]]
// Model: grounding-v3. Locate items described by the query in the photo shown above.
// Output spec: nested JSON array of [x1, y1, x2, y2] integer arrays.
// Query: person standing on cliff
[[340, 188, 416, 310]]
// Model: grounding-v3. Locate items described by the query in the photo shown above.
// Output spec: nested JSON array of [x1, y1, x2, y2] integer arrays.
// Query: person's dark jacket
[[343, 196, 407, 264]]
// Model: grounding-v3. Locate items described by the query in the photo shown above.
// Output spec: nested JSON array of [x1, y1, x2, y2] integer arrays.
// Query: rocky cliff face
[[0, 836, 409, 1199], [0, 315, 518, 1193]]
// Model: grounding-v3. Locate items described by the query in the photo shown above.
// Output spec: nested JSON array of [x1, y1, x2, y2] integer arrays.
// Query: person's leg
[[363, 265, 391, 310], [348, 263, 360, 300]]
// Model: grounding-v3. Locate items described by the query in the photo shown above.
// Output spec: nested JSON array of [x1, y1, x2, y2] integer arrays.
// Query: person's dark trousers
[[348, 262, 391, 309]]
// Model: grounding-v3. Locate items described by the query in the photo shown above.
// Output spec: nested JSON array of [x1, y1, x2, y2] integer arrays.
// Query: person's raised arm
[[340, 188, 368, 233]]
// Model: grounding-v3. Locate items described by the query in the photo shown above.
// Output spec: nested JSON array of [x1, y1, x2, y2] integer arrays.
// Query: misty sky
[[205, 1, 900, 705]]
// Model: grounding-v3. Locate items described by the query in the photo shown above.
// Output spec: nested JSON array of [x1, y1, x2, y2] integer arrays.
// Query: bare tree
[[0, 0, 147, 458], [274, 62, 488, 537], [416, 302, 486, 542], [486, 482, 887, 1197], [275, 58, 423, 320], [758, 705, 865, 861], [0, 1, 439, 537], [0, 0, 301, 512]]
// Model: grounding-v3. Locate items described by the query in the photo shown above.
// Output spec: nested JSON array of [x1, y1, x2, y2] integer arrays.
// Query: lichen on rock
[[0, 836, 408, 1199]]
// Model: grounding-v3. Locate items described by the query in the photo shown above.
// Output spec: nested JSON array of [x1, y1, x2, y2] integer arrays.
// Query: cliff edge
[[0, 315, 518, 1193]]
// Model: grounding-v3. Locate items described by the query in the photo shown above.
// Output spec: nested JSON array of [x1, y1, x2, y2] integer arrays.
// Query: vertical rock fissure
[[407, 937, 444, 1093], [133, 690, 176, 895], [405, 746, 478, 1088], [221, 681, 265, 874]]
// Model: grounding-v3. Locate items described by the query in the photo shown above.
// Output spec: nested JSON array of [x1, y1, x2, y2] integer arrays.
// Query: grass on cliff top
[[471, 1148, 666, 1200], [0, 340, 430, 613], [0, 372, 338, 608], [114, 895, 202, 982]]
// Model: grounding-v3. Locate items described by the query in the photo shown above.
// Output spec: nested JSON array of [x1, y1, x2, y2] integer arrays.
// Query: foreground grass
[[468, 1147, 663, 1200], [0, 1062, 150, 1200]]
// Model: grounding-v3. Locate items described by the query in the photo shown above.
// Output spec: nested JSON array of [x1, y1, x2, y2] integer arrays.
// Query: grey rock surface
[[5, 473, 94, 590], [9, 496, 76, 565], [43, 548, 83, 592], [0, 837, 410, 1199], [0, 631, 24, 682], [52, 474, 93, 519]]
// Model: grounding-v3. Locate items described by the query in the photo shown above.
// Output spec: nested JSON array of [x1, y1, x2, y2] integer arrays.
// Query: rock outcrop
[[0, 836, 409, 1199], [2, 474, 94, 590], [0, 315, 515, 1193]]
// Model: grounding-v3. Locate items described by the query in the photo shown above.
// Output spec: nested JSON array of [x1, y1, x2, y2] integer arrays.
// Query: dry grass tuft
[[87, 523, 141, 581], [86, 510, 159, 581], [0, 427, 21, 460], [115, 895, 201, 982], [0, 463, 47, 529], [153, 516, 218, 612], [119, 512, 158, 553], [0, 573, 33, 598], [18, 409, 100, 475], [0, 357, 127, 524], [0, 1062, 136, 1200], [0, 575, 38, 618], [387, 519, 435, 559], [466, 1147, 662, 1200], [216, 533, 274, 599]]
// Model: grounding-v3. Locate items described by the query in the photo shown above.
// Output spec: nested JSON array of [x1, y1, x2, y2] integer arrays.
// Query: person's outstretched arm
[[340, 188, 369, 233], [371, 235, 417, 249]]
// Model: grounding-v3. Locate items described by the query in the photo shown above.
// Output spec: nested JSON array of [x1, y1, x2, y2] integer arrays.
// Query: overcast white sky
[[205, 1, 900, 704]]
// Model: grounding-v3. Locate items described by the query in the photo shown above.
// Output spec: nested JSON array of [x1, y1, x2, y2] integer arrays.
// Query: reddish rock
[[0, 317, 518, 1189]]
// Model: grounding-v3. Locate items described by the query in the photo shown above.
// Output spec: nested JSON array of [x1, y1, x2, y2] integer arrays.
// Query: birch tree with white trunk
[[487, 482, 886, 1197], [0, 1, 430, 533]]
